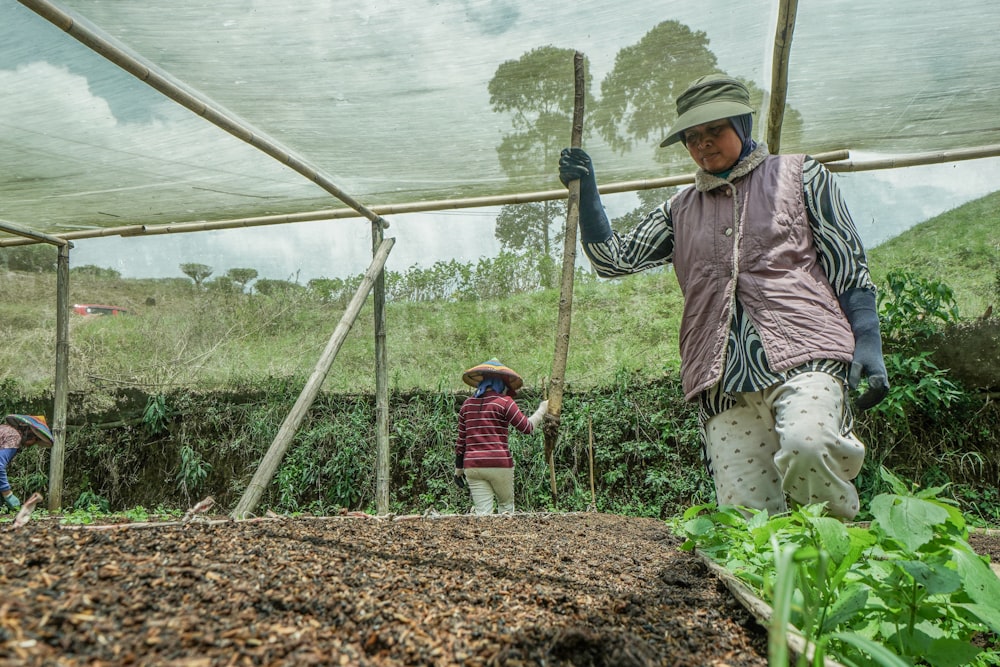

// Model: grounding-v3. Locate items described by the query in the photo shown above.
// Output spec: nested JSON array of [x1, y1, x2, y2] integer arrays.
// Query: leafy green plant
[[73, 489, 110, 513], [59, 504, 178, 525], [674, 467, 1000, 666], [879, 269, 961, 346], [871, 352, 965, 423], [121, 506, 152, 522], [60, 508, 99, 525], [849, 267, 987, 516], [863, 269, 966, 423], [176, 444, 213, 504], [143, 394, 170, 435]]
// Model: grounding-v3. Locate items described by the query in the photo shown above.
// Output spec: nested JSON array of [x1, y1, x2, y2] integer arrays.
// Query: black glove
[[838, 288, 889, 410], [453, 474, 467, 490], [558, 148, 612, 244]]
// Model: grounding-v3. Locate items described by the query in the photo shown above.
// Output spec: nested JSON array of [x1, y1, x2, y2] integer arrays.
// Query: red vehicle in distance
[[72, 304, 129, 317]]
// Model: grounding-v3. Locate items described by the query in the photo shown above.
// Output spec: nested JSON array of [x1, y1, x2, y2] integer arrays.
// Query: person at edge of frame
[[1, 414, 53, 511]]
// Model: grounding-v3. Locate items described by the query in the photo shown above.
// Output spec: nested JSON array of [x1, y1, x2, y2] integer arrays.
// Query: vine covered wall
[[4, 371, 999, 522]]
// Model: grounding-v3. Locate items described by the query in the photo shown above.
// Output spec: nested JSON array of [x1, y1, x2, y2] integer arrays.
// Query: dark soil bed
[[2, 512, 998, 666]]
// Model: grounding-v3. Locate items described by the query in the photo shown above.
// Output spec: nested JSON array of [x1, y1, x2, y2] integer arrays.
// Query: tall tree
[[227, 267, 258, 293], [490, 45, 592, 179], [594, 21, 806, 165], [593, 21, 718, 167], [0, 245, 57, 273], [179, 262, 213, 287], [488, 46, 593, 287]]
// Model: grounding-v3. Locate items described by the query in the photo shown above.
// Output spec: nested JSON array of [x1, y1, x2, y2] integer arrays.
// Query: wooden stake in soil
[[372, 216, 390, 515], [544, 52, 586, 500], [50, 242, 70, 511], [587, 414, 596, 511]]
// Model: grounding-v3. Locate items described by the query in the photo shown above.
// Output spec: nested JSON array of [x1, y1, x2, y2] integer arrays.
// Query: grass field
[[1, 189, 997, 399]]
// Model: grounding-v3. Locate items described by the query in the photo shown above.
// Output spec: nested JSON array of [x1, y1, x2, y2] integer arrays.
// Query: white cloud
[[2, 62, 114, 129], [2, 60, 323, 211]]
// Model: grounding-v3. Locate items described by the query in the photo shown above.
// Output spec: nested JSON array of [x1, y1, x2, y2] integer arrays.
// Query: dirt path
[[3, 513, 998, 666], [2, 513, 769, 666]]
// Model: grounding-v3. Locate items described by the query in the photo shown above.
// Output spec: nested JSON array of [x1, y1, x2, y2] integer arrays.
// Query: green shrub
[[675, 468, 1000, 667]]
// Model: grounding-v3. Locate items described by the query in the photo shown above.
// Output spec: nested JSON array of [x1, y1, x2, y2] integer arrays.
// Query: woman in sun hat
[[556, 73, 888, 521], [1, 414, 53, 511], [456, 359, 548, 515]]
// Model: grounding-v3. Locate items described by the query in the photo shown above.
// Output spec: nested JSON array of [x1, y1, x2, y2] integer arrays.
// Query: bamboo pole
[[587, 414, 596, 511], [543, 52, 586, 500], [765, 0, 799, 153], [10, 144, 941, 251], [35, 144, 1000, 247], [0, 222, 71, 510], [0, 151, 854, 248], [18, 0, 388, 233], [372, 222, 390, 515], [9, 141, 1000, 250], [230, 238, 395, 519], [824, 144, 1000, 171], [0, 219, 70, 246], [49, 242, 70, 511]]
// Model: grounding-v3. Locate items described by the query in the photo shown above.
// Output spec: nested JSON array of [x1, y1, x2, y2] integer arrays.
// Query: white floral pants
[[702, 372, 865, 520]]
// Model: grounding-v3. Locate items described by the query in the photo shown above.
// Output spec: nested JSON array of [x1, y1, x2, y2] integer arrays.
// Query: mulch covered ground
[[2, 511, 999, 666]]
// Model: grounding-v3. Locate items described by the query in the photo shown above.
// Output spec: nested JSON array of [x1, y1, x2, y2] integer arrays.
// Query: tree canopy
[[180, 263, 213, 287]]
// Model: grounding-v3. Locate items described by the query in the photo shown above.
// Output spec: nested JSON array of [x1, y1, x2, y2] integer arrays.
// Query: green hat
[[659, 74, 755, 147]]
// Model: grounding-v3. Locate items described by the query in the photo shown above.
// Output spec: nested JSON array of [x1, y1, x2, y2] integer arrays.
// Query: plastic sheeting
[[3, 0, 1000, 234]]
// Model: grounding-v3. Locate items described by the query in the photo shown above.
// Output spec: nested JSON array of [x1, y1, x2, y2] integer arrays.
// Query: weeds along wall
[[1, 372, 710, 517], [3, 370, 1000, 521], [0, 372, 711, 517]]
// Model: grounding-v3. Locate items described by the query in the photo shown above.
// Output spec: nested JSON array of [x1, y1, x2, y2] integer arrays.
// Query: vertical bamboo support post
[[48, 242, 71, 511], [372, 222, 390, 515], [765, 0, 799, 153], [0, 221, 71, 510], [231, 238, 395, 520], [544, 51, 586, 500], [587, 414, 596, 511]]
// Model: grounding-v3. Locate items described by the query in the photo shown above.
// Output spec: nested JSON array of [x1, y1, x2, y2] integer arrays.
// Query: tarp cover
[[3, 0, 1000, 234]]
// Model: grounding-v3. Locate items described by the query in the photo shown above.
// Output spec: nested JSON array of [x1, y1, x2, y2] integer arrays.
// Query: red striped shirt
[[456, 390, 534, 469]]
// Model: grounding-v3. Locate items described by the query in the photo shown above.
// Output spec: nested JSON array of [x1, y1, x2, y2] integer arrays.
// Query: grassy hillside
[[867, 189, 1000, 318], [1, 189, 997, 399], [0, 265, 685, 397]]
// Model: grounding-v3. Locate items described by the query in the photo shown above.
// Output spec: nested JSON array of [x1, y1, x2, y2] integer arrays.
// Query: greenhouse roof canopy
[[3, 0, 1000, 240]]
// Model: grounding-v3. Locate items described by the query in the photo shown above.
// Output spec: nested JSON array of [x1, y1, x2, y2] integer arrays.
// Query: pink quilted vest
[[669, 153, 854, 399]]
